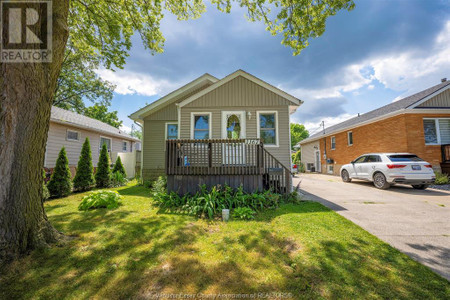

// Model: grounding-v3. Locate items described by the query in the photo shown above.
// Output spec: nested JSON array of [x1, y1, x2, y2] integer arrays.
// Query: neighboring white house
[[45, 106, 141, 177]]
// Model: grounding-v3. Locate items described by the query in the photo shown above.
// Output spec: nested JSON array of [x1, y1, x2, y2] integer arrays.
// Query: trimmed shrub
[[78, 190, 123, 211], [96, 143, 111, 188], [42, 169, 50, 201], [47, 147, 72, 198], [112, 156, 127, 177], [110, 171, 128, 187], [232, 207, 256, 220], [434, 172, 449, 185], [73, 138, 95, 191]]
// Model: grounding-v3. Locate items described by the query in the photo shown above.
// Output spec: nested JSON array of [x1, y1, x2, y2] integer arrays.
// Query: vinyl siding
[[142, 119, 168, 174], [184, 76, 292, 108], [45, 122, 135, 168], [179, 106, 292, 168], [300, 141, 320, 170], [417, 88, 450, 108]]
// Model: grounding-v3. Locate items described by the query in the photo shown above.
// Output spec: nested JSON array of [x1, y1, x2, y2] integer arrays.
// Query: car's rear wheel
[[341, 169, 351, 182], [412, 184, 428, 190], [373, 172, 390, 189]]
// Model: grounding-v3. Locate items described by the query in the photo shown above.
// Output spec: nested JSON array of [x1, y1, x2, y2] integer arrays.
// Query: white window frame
[[122, 141, 128, 152], [66, 129, 79, 141], [331, 136, 336, 150], [99, 136, 112, 153], [165, 122, 179, 140], [347, 131, 353, 146], [257, 111, 279, 147], [190, 112, 212, 139], [221, 111, 246, 139], [423, 118, 450, 145]]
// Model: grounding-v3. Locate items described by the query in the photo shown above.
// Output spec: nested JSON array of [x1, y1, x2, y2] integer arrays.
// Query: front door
[[314, 150, 321, 173], [222, 111, 246, 164]]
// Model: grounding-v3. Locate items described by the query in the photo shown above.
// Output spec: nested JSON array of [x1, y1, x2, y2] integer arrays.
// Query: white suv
[[340, 153, 436, 190]]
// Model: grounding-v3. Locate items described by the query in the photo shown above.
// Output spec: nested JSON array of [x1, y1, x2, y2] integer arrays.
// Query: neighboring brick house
[[299, 79, 450, 175]]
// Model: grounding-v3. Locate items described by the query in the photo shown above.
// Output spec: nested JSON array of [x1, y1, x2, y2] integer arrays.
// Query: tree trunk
[[0, 1, 70, 264]]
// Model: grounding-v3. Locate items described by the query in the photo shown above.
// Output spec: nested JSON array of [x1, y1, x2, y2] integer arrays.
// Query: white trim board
[[257, 111, 279, 147], [190, 112, 212, 139], [179, 70, 303, 109]]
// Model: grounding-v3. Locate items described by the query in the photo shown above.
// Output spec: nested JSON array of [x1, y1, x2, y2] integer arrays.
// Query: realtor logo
[[1, 0, 52, 63]]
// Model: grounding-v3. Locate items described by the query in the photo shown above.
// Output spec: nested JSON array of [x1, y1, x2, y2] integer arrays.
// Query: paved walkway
[[294, 173, 450, 281]]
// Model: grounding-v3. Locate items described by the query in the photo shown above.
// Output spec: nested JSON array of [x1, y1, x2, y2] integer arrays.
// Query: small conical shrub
[[42, 169, 50, 201], [73, 138, 95, 191], [47, 147, 72, 198], [112, 156, 127, 177], [96, 143, 111, 187]]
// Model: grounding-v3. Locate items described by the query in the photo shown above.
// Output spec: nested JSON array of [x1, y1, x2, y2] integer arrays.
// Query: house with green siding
[[129, 70, 302, 194]]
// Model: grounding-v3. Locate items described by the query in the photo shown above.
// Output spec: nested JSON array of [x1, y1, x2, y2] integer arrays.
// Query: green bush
[[112, 156, 127, 177], [232, 207, 256, 220], [434, 172, 449, 185], [152, 184, 294, 219], [73, 138, 95, 191], [78, 190, 123, 211], [42, 169, 50, 201], [151, 176, 167, 195], [47, 147, 72, 198], [298, 162, 306, 173], [292, 150, 301, 165], [110, 171, 128, 187], [96, 143, 111, 188]]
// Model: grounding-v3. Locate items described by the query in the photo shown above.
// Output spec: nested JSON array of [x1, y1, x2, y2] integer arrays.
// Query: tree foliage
[[130, 124, 142, 140], [96, 144, 111, 188], [290, 123, 310, 149], [112, 156, 127, 177], [47, 148, 73, 198], [84, 104, 122, 128], [73, 138, 95, 191]]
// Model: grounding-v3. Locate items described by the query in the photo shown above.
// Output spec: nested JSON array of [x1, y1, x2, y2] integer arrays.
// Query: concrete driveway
[[294, 173, 450, 281]]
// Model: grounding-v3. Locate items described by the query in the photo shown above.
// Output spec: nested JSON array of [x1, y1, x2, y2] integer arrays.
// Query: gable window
[[67, 130, 79, 141], [122, 141, 127, 152], [166, 123, 178, 140], [100, 137, 112, 152], [257, 111, 278, 146], [423, 118, 450, 145], [331, 136, 336, 150], [347, 132, 353, 146], [191, 113, 211, 139]]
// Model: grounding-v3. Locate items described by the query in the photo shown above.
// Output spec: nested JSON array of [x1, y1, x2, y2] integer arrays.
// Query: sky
[[95, 0, 450, 135]]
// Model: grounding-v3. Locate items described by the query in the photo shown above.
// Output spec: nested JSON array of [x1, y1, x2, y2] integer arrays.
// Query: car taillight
[[387, 164, 407, 169], [424, 164, 432, 168], [293, 164, 297, 168]]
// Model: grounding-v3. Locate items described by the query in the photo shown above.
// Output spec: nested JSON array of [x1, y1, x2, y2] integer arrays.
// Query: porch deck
[[166, 139, 292, 194]]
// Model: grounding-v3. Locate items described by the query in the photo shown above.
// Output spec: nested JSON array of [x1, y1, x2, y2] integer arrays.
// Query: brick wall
[[318, 113, 450, 175]]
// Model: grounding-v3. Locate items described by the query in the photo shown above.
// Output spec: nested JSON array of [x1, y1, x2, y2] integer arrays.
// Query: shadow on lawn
[[1, 194, 449, 299]]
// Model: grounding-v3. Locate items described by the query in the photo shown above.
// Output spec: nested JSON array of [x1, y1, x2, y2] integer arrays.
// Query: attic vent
[[442, 78, 447, 83]]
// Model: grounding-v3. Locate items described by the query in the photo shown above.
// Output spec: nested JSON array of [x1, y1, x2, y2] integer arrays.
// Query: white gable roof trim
[[129, 73, 218, 122], [178, 70, 303, 108]]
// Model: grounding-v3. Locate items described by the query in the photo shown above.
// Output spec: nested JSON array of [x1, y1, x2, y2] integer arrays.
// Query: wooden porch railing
[[165, 139, 292, 193]]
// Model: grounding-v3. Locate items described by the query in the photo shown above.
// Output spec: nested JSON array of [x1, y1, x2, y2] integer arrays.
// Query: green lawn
[[1, 184, 449, 299]]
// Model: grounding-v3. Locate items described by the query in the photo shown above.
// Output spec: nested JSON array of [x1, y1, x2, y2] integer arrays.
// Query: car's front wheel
[[373, 172, 390, 189], [341, 169, 351, 182], [412, 184, 428, 190]]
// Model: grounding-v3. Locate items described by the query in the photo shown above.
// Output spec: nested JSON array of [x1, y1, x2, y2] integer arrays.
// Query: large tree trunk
[[0, 1, 70, 264]]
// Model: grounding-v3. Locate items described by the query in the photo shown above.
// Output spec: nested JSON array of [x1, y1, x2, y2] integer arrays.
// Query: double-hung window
[[122, 141, 127, 151], [191, 113, 210, 139], [423, 118, 450, 145], [67, 130, 79, 141], [166, 123, 178, 140], [347, 132, 353, 146], [331, 136, 336, 150], [100, 137, 112, 152], [258, 112, 278, 146]]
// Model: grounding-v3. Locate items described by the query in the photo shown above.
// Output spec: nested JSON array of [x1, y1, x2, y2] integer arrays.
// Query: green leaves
[[47, 148, 73, 198], [290, 123, 309, 149], [84, 104, 123, 128], [78, 190, 123, 211], [73, 138, 96, 192]]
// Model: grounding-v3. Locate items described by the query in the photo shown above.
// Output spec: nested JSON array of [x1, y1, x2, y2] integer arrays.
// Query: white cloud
[[120, 124, 132, 134], [96, 69, 178, 97], [286, 21, 450, 102], [292, 113, 355, 133]]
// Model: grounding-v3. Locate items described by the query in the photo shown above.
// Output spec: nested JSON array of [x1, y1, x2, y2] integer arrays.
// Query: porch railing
[[165, 139, 292, 193]]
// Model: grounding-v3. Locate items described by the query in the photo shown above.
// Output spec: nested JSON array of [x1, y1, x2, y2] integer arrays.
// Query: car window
[[366, 155, 381, 163], [353, 156, 367, 163], [388, 155, 423, 162]]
